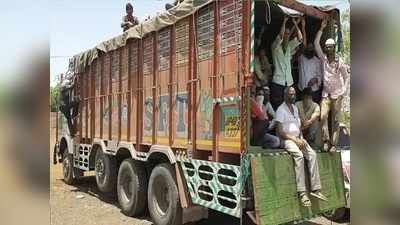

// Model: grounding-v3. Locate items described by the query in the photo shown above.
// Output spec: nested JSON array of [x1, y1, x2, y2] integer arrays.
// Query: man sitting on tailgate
[[250, 89, 280, 149]]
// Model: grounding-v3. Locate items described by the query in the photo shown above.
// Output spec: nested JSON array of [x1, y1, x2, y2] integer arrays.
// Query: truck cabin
[[249, 0, 342, 150]]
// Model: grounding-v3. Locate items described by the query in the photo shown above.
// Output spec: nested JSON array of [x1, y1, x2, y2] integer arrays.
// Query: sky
[[0, 1, 48, 84], [50, 0, 349, 87]]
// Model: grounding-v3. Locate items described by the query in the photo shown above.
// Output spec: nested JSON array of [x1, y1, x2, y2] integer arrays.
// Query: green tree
[[50, 85, 60, 112], [340, 9, 350, 65]]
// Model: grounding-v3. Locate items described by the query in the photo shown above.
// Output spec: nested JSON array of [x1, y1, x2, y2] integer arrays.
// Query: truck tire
[[62, 152, 75, 184], [148, 163, 182, 225], [95, 150, 117, 193], [117, 159, 148, 216]]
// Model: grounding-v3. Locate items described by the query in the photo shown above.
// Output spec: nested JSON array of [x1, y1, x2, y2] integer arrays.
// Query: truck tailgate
[[250, 151, 346, 225]]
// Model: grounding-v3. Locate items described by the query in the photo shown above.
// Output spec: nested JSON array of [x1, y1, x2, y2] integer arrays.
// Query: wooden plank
[[250, 152, 346, 225]]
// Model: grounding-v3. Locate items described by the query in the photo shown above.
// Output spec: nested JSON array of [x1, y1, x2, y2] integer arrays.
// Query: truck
[[53, 1, 347, 225]]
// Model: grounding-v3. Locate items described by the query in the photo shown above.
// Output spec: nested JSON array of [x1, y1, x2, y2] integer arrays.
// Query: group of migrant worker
[[251, 16, 349, 206]]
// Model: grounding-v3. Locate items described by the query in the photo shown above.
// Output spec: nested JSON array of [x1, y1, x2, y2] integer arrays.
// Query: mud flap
[[250, 152, 346, 225]]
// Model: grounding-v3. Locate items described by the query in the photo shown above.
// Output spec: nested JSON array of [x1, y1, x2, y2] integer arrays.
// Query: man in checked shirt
[[314, 19, 350, 152]]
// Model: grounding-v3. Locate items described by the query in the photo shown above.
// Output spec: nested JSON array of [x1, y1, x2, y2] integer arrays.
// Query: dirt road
[[50, 161, 347, 225], [50, 114, 348, 225]]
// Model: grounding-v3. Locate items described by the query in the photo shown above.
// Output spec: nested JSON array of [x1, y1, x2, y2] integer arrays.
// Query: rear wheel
[[95, 150, 117, 193], [117, 158, 148, 216], [148, 163, 182, 225]]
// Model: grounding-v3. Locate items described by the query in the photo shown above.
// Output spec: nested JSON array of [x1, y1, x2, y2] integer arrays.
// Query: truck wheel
[[148, 163, 182, 225], [117, 159, 148, 216], [62, 152, 75, 184], [95, 150, 117, 193]]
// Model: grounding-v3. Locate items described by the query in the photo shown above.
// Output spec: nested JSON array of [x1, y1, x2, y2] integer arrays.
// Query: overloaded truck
[[53, 0, 347, 224]]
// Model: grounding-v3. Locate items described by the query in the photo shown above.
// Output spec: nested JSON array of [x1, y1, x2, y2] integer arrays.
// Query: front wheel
[[62, 152, 83, 184], [95, 150, 117, 193], [148, 163, 182, 225]]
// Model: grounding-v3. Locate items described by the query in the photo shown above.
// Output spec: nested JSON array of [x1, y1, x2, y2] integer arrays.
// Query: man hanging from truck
[[121, 2, 139, 32], [314, 19, 349, 152], [59, 75, 80, 136], [276, 86, 327, 207]]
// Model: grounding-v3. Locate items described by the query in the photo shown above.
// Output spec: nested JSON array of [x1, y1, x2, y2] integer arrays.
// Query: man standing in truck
[[270, 17, 303, 110], [276, 86, 327, 207], [314, 20, 349, 151], [121, 3, 139, 32]]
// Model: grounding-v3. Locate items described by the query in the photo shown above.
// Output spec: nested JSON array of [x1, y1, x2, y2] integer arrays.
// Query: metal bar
[[169, 25, 176, 146], [118, 48, 122, 141], [277, 0, 329, 19], [91, 61, 96, 142], [240, 0, 251, 154], [100, 55, 104, 139], [79, 74, 83, 142], [187, 15, 194, 149], [109, 53, 112, 140], [127, 42, 132, 141], [85, 69, 89, 142], [137, 39, 143, 150], [212, 0, 220, 162], [191, 12, 198, 155], [152, 32, 158, 145]]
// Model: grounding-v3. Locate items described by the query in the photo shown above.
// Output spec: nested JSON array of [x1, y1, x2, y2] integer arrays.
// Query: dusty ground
[[50, 114, 348, 225]]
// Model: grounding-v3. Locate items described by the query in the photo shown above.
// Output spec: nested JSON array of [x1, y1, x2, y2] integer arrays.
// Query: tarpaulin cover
[[71, 0, 212, 73], [278, 0, 340, 16]]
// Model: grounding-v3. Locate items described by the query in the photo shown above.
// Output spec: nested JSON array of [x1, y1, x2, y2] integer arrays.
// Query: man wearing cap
[[315, 20, 350, 151], [121, 3, 139, 32]]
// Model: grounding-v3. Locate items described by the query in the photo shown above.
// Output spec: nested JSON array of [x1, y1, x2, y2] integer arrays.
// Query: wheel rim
[[63, 156, 70, 178], [96, 157, 105, 183], [120, 171, 133, 203], [153, 175, 170, 216]]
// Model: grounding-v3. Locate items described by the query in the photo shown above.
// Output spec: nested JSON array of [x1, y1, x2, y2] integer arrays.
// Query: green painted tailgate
[[250, 151, 346, 225]]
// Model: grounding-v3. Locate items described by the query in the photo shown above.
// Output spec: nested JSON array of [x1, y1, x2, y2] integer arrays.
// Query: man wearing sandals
[[276, 86, 327, 207]]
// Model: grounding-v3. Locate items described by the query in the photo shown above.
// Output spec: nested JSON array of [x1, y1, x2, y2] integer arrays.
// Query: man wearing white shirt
[[298, 43, 323, 102], [276, 86, 327, 207]]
